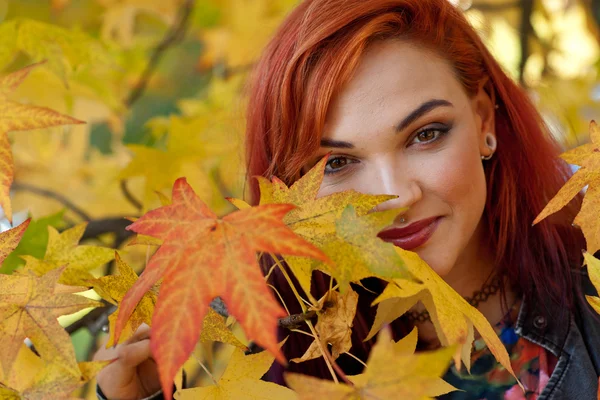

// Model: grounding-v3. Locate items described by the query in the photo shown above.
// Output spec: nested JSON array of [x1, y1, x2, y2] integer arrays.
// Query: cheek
[[428, 149, 486, 210]]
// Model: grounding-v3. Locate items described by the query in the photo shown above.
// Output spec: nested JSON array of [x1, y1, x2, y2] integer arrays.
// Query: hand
[[94, 324, 161, 400]]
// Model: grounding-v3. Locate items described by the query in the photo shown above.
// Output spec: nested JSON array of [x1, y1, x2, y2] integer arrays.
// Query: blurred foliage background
[[1, 0, 599, 397]]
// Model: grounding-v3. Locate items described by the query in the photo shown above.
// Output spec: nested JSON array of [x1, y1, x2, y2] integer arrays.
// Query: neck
[[415, 220, 519, 346]]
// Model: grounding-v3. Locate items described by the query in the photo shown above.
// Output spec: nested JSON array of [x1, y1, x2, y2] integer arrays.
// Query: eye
[[324, 156, 356, 175], [410, 125, 451, 145]]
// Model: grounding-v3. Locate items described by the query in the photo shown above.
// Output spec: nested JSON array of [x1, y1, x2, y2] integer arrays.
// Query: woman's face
[[302, 39, 496, 278]]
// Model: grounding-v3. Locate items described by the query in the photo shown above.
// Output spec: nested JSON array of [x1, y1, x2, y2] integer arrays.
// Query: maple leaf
[[365, 248, 518, 382], [98, 0, 180, 47], [199, 308, 248, 352], [197, 0, 291, 70], [17, 222, 115, 286], [582, 252, 600, 314], [175, 348, 297, 400], [0, 19, 114, 83], [113, 177, 329, 400], [0, 219, 30, 266], [250, 154, 404, 294], [90, 252, 158, 346], [286, 327, 457, 399], [534, 120, 600, 254], [0, 266, 103, 378], [292, 288, 358, 363], [120, 109, 241, 213], [0, 343, 110, 400], [319, 205, 410, 292], [0, 62, 84, 223], [1, 211, 64, 275]]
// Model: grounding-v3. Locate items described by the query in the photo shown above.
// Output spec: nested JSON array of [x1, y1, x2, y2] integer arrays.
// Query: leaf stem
[[270, 253, 340, 384], [271, 255, 308, 313], [193, 354, 219, 386], [267, 284, 291, 315], [344, 351, 368, 369]]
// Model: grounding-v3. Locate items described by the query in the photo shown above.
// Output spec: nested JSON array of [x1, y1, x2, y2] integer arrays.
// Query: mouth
[[377, 216, 442, 251]]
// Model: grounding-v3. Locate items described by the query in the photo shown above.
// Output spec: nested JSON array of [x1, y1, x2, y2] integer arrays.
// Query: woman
[[95, 0, 600, 398]]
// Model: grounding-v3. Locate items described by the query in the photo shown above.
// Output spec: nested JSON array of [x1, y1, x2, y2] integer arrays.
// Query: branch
[[518, 0, 534, 85], [81, 217, 135, 241], [12, 182, 91, 221], [125, 0, 195, 107], [66, 297, 316, 337], [120, 180, 143, 212], [66, 300, 114, 335]]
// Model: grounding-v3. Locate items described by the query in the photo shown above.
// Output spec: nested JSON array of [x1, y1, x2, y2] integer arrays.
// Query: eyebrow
[[319, 98, 453, 149]]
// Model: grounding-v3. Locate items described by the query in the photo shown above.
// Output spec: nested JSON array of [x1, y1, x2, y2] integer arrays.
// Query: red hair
[[243, 0, 585, 382]]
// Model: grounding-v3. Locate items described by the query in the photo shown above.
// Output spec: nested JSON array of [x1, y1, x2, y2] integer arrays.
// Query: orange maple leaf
[[0, 61, 84, 223], [114, 177, 329, 400]]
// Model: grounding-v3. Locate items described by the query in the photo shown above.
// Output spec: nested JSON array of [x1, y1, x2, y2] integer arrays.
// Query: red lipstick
[[377, 216, 442, 250]]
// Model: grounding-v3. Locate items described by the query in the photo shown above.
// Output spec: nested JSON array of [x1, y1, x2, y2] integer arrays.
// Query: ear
[[472, 77, 496, 158]]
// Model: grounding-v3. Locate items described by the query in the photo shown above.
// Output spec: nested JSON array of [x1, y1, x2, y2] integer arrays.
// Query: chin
[[413, 246, 456, 277]]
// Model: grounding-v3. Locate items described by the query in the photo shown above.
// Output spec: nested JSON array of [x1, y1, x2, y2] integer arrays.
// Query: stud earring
[[481, 133, 497, 161], [400, 217, 406, 224]]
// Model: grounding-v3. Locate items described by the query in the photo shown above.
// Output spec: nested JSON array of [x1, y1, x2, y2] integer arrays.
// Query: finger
[[124, 323, 151, 345], [93, 335, 119, 362], [118, 338, 153, 367]]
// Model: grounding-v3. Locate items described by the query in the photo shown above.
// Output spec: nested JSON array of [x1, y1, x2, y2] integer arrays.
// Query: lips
[[377, 216, 442, 250]]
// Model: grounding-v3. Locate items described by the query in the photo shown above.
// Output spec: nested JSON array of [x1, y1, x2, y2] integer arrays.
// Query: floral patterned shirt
[[439, 301, 558, 400]]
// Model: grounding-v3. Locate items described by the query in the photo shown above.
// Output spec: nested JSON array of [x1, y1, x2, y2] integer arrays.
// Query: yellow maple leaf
[[582, 252, 600, 314], [94, 251, 248, 350], [286, 327, 457, 400], [318, 205, 410, 292], [366, 248, 517, 381], [98, 0, 181, 47], [0, 343, 110, 400], [534, 120, 600, 253], [0, 266, 102, 378], [292, 288, 358, 363], [90, 252, 157, 346], [199, 308, 248, 352], [0, 19, 114, 83], [0, 218, 30, 264], [175, 348, 297, 400], [0, 62, 84, 223], [119, 104, 241, 213], [198, 0, 293, 69], [17, 222, 115, 286]]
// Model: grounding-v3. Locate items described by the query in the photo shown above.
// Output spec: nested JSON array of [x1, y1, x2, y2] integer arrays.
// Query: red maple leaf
[[114, 177, 329, 400]]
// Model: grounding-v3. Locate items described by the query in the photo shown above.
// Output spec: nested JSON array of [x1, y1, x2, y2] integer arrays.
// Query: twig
[[322, 343, 353, 386], [125, 0, 195, 107], [120, 180, 143, 212], [278, 311, 317, 329], [12, 182, 91, 221]]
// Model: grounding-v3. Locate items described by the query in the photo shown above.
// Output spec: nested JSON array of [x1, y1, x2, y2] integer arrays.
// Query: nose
[[365, 158, 423, 213]]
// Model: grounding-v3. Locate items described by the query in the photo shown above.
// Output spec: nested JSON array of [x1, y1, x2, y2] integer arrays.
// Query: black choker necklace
[[406, 275, 502, 323]]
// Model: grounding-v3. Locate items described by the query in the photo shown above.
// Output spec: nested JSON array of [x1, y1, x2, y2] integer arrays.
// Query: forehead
[[323, 39, 468, 140]]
